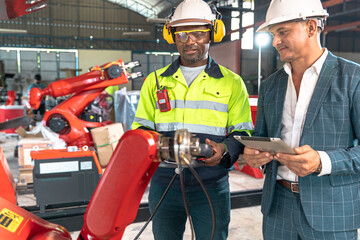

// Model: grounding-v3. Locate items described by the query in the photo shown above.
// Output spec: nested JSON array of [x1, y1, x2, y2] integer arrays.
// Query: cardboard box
[[60, 68, 82, 78], [16, 126, 43, 138], [91, 123, 124, 167], [18, 138, 53, 167]]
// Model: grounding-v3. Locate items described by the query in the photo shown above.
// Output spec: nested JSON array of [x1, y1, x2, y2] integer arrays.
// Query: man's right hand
[[243, 147, 274, 168]]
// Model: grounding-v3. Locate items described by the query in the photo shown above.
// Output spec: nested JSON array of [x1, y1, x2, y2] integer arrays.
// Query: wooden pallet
[[17, 167, 33, 186]]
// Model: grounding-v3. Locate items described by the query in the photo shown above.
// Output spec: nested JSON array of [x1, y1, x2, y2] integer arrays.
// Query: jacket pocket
[[201, 86, 231, 125], [203, 86, 231, 102]]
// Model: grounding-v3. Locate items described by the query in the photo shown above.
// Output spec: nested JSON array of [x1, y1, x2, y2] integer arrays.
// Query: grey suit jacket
[[255, 52, 360, 231]]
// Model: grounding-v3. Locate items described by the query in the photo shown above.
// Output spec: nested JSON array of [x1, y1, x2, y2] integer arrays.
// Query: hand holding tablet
[[234, 136, 296, 155]]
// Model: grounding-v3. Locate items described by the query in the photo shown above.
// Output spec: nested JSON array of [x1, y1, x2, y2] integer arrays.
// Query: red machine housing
[[6, 90, 16, 105], [249, 95, 258, 125], [0, 146, 16, 204], [79, 129, 160, 239], [30, 148, 103, 175], [0, 197, 71, 240], [0, 129, 160, 240], [29, 59, 130, 147], [0, 105, 25, 134]]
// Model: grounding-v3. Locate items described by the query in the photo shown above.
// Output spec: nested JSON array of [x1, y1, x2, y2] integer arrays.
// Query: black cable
[[153, 66, 160, 90], [133, 173, 177, 240], [134, 147, 214, 240], [178, 159, 195, 240], [183, 155, 216, 240]]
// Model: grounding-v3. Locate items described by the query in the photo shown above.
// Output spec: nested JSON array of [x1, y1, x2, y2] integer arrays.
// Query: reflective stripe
[[185, 100, 228, 112], [156, 122, 184, 131], [155, 121, 253, 136], [174, 100, 184, 108], [133, 117, 155, 130], [155, 122, 227, 136], [156, 100, 183, 110], [185, 123, 227, 136], [228, 122, 254, 133], [155, 100, 227, 113]]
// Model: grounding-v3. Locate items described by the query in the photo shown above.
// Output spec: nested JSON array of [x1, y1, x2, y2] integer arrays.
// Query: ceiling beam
[[324, 20, 360, 33], [322, 0, 353, 8]]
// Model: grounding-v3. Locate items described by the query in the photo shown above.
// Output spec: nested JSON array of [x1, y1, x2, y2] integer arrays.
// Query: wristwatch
[[315, 161, 322, 173], [221, 143, 229, 159]]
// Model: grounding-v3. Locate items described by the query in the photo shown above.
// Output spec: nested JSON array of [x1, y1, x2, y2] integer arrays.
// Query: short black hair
[[35, 74, 41, 81]]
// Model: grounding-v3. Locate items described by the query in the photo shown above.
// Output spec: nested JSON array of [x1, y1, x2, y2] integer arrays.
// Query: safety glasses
[[174, 29, 210, 43]]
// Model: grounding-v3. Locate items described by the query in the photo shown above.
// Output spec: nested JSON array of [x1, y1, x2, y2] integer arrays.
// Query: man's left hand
[[202, 139, 226, 166], [274, 145, 320, 177]]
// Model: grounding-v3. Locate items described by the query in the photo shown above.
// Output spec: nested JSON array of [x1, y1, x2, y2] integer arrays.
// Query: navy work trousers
[[148, 180, 230, 240]]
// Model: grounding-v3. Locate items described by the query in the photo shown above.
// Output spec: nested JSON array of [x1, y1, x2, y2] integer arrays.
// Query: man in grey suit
[[243, 0, 360, 239]]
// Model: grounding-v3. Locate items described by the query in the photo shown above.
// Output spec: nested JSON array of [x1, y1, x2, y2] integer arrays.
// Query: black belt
[[277, 180, 299, 193]]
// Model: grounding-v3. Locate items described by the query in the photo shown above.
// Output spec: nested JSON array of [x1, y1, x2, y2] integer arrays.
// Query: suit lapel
[[303, 52, 339, 131], [272, 71, 288, 137], [272, 75, 288, 173]]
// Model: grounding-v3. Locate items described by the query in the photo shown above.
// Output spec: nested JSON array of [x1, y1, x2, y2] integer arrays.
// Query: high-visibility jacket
[[132, 57, 253, 188]]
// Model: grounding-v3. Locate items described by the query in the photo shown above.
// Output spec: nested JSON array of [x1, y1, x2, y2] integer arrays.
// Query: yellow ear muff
[[213, 19, 225, 43], [163, 25, 175, 44]]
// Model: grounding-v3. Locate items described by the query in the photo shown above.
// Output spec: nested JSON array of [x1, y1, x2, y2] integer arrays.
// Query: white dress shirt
[[277, 49, 331, 182]]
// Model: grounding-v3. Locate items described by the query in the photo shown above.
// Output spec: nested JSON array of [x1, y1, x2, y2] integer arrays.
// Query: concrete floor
[[69, 206, 263, 239], [119, 206, 263, 240]]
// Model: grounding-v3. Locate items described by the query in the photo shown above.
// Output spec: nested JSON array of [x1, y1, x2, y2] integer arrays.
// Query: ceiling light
[[122, 31, 151, 36], [0, 29, 27, 34], [146, 18, 168, 23]]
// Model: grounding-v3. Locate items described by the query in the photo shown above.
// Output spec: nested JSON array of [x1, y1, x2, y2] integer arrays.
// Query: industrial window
[[231, 0, 254, 50]]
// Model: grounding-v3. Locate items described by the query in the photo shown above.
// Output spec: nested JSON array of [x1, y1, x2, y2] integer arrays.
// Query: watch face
[[316, 162, 322, 173]]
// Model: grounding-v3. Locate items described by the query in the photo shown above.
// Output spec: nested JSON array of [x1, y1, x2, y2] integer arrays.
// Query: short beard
[[182, 54, 202, 64]]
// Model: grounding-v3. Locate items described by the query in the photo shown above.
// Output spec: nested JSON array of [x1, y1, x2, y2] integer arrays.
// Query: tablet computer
[[234, 136, 296, 155]]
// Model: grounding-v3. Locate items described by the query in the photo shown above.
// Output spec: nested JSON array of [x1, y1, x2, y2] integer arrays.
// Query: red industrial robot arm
[[28, 59, 141, 147], [28, 59, 138, 110], [0, 129, 212, 240], [79, 129, 212, 239]]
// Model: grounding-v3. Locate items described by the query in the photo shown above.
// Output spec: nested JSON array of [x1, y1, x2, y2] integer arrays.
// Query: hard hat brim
[[256, 14, 329, 32], [167, 19, 212, 28], [256, 22, 269, 32]]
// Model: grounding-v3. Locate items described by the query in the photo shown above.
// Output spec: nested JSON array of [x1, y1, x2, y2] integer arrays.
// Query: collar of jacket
[[160, 56, 224, 78]]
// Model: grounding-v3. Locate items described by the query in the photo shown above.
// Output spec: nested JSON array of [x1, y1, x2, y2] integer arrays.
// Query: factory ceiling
[[105, 0, 360, 34], [0, 0, 359, 52], [105, 0, 183, 18]]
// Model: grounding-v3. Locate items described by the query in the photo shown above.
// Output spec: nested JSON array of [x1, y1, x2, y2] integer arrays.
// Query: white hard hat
[[257, 0, 329, 32], [167, 0, 216, 28]]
